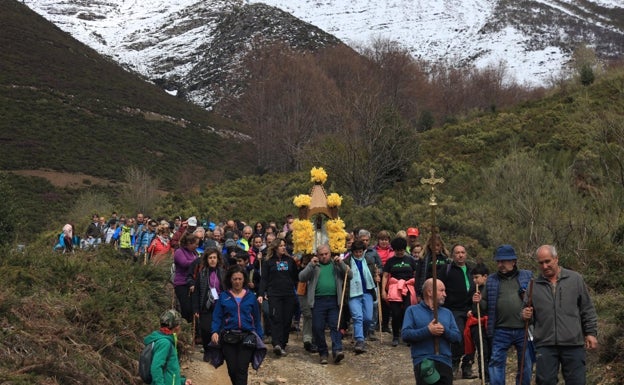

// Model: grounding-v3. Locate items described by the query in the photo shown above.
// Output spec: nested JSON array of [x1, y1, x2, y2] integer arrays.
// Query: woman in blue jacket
[[211, 265, 264, 385]]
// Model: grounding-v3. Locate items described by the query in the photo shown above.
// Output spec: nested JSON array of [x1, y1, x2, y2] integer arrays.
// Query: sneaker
[[273, 345, 283, 357], [333, 351, 345, 364], [354, 341, 366, 354], [320, 355, 328, 365], [392, 338, 399, 347]]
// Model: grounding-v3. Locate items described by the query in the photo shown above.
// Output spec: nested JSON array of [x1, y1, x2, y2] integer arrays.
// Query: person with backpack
[[142, 309, 193, 385], [438, 244, 477, 379]]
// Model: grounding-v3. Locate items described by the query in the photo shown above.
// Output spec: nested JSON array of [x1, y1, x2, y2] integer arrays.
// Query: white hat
[[187, 216, 198, 227]]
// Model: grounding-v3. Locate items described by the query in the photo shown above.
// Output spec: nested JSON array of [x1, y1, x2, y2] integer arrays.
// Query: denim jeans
[[535, 345, 586, 385], [348, 293, 373, 342], [312, 296, 343, 356], [489, 327, 533, 385]]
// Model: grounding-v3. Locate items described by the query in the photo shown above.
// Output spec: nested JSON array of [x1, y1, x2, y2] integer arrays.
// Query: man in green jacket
[[522, 245, 598, 385]]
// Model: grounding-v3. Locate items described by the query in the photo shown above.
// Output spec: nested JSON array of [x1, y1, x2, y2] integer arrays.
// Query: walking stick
[[476, 287, 486, 385], [190, 314, 195, 362], [518, 279, 534, 385], [376, 282, 383, 344], [337, 266, 350, 331]]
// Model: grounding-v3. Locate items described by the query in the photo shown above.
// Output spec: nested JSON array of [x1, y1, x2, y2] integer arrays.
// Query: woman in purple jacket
[[173, 232, 200, 322]]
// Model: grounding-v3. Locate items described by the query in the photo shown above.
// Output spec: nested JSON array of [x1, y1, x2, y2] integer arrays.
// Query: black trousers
[[389, 299, 407, 339], [222, 341, 254, 385], [269, 294, 296, 348], [199, 309, 214, 349], [451, 309, 473, 369], [174, 284, 193, 322]]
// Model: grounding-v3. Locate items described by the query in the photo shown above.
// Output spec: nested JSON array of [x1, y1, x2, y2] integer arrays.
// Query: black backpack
[[138, 340, 173, 384]]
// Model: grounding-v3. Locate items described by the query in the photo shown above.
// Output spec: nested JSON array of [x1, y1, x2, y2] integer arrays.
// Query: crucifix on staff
[[420, 168, 445, 354]]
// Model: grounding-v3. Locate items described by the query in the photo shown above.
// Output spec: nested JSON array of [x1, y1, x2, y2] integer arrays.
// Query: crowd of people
[[60, 212, 599, 385]]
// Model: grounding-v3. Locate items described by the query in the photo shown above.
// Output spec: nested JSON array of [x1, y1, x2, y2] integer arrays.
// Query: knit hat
[[159, 309, 182, 329], [225, 239, 238, 249], [494, 244, 517, 261]]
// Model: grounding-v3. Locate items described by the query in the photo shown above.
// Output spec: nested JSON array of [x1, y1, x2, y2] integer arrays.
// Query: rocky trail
[[182, 330, 488, 385]]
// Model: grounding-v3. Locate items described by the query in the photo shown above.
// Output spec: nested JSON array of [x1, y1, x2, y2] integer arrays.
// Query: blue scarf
[[349, 256, 375, 297]]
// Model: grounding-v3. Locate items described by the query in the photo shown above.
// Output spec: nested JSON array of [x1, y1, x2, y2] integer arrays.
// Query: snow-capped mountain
[[250, 0, 624, 85], [22, 0, 624, 109]]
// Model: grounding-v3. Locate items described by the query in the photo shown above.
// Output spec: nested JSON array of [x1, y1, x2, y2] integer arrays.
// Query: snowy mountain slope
[[250, 0, 624, 85], [22, 0, 624, 108]]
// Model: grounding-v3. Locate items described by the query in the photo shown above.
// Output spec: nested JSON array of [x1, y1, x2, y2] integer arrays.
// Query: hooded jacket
[[143, 331, 186, 385]]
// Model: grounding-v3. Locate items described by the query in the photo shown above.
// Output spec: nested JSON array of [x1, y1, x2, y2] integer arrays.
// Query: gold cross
[[420, 168, 445, 206]]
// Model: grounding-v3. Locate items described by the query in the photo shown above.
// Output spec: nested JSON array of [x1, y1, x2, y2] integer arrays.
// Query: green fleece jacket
[[143, 331, 186, 385]]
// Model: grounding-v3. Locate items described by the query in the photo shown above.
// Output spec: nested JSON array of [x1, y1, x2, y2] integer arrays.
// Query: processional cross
[[420, 168, 445, 353]]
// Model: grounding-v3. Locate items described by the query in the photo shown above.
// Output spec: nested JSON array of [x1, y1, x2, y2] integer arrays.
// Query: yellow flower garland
[[310, 167, 328, 184], [293, 194, 312, 208], [292, 219, 314, 254], [326, 193, 342, 207], [326, 218, 347, 253]]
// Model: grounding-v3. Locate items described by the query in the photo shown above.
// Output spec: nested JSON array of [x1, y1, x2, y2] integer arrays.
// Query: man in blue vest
[[472, 244, 533, 385]]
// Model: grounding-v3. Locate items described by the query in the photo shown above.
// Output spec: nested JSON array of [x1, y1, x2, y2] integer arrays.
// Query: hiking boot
[[382, 326, 392, 333], [273, 345, 284, 357], [320, 355, 328, 365], [354, 341, 366, 354], [367, 331, 378, 341], [304, 341, 318, 353], [333, 351, 345, 364], [392, 338, 399, 347]]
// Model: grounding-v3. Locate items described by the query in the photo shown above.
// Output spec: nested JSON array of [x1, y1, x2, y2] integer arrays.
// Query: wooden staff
[[376, 280, 383, 344], [337, 265, 350, 331], [518, 279, 534, 385], [476, 286, 486, 385]]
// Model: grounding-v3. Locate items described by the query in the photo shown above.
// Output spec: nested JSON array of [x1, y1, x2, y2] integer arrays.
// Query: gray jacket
[[298, 258, 352, 308], [530, 267, 598, 347]]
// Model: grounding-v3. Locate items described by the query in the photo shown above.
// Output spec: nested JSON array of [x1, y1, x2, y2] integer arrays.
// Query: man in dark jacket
[[522, 245, 598, 385], [439, 244, 477, 379]]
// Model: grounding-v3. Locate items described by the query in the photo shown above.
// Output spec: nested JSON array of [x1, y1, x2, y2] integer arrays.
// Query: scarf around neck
[[349, 256, 375, 297]]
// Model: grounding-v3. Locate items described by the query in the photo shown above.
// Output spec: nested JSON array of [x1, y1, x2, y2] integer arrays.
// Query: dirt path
[[182, 332, 485, 385]]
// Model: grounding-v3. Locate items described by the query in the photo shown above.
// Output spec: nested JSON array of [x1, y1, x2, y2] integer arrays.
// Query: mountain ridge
[[23, 0, 624, 110]]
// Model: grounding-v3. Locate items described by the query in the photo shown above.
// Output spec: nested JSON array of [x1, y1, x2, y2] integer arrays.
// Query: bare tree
[[304, 106, 416, 206], [120, 165, 161, 214]]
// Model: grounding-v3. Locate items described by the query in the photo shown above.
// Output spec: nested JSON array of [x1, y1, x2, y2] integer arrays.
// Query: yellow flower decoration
[[293, 194, 312, 208], [326, 218, 347, 253], [292, 219, 314, 254], [310, 167, 328, 184], [327, 193, 342, 208]]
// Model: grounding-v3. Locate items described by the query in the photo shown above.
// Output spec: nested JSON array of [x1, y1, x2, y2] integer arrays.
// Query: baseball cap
[[407, 227, 419, 237]]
